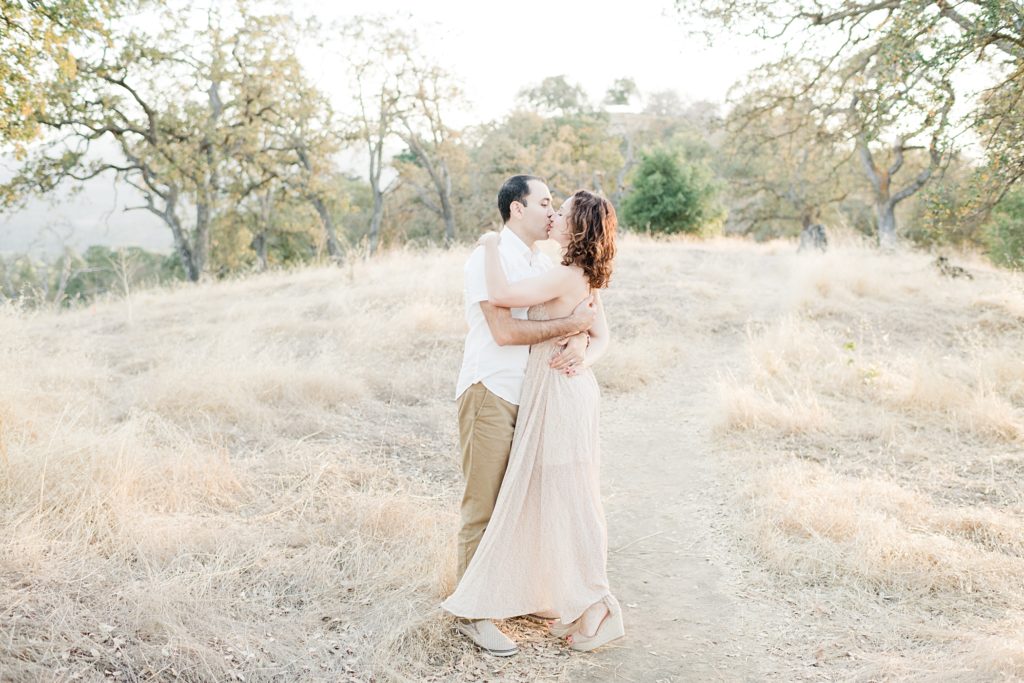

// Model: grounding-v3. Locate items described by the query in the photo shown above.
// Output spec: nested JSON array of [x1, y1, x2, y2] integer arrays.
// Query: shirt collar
[[500, 226, 540, 265]]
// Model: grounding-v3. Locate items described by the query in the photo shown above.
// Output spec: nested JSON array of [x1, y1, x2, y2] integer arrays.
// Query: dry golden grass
[[713, 243, 1024, 680], [0, 249, 515, 682], [2, 236, 722, 683], [3, 234, 1022, 681]]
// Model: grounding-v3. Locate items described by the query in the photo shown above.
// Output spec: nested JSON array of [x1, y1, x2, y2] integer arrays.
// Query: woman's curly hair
[[562, 189, 617, 289]]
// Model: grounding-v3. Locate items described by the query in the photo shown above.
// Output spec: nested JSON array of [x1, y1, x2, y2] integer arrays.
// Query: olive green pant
[[456, 382, 519, 581]]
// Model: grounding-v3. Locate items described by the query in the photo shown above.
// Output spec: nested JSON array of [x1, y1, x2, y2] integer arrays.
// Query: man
[[452, 175, 595, 656]]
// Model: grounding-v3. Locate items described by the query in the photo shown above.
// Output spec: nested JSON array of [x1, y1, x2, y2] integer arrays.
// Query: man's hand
[[569, 294, 597, 334], [551, 333, 588, 376]]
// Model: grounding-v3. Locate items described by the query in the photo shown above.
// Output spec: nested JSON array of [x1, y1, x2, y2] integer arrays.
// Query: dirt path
[[434, 248, 803, 682], [569, 254, 796, 682], [567, 352, 761, 681]]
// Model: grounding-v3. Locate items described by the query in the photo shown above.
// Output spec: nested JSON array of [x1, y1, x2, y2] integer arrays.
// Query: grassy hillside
[[713, 244, 1024, 680], [1, 236, 1022, 681]]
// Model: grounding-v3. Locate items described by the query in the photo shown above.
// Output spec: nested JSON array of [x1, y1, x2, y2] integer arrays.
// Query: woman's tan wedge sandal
[[567, 596, 624, 652], [549, 618, 580, 638]]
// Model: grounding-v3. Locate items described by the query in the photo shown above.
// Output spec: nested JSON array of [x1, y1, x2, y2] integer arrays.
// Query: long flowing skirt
[[442, 311, 609, 624]]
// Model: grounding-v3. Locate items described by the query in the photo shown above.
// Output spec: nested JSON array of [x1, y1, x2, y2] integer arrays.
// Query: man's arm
[[484, 234, 573, 307], [481, 295, 595, 347]]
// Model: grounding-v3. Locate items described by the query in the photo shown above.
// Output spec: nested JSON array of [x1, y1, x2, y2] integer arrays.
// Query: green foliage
[[3, 3, 348, 280], [902, 171, 1024, 271], [467, 107, 624, 208], [836, 199, 876, 238], [0, 246, 183, 307], [517, 75, 591, 117], [719, 90, 853, 239], [985, 188, 1024, 270], [604, 78, 639, 106], [978, 73, 1024, 203], [621, 149, 723, 235], [677, 0, 1024, 245], [3, 2, 778, 293], [0, 0, 127, 148], [904, 166, 991, 249], [65, 246, 183, 301]]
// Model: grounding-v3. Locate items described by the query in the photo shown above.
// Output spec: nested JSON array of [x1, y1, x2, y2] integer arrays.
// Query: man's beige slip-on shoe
[[454, 619, 519, 657]]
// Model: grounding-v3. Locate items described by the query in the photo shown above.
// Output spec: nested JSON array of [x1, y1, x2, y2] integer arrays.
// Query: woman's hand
[[551, 333, 588, 376], [476, 231, 501, 248]]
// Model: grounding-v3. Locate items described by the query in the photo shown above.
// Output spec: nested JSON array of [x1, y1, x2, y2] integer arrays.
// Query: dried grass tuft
[[716, 242, 1024, 678]]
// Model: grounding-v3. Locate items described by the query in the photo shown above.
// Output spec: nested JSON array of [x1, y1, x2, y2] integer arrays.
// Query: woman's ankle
[[579, 601, 609, 636]]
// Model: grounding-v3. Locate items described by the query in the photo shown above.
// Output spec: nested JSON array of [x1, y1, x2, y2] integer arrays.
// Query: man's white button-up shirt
[[455, 227, 553, 405]]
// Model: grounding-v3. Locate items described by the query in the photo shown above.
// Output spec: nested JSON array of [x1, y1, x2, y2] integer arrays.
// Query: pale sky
[[301, 0, 769, 123], [1, 0, 771, 256]]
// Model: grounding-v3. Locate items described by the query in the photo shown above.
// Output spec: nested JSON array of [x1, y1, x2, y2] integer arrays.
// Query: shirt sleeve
[[464, 247, 489, 305]]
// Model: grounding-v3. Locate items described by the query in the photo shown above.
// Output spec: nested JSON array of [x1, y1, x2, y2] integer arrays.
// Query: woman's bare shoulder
[[550, 262, 587, 278]]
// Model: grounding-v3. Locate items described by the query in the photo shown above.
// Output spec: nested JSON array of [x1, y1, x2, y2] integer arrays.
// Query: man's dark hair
[[497, 175, 544, 223]]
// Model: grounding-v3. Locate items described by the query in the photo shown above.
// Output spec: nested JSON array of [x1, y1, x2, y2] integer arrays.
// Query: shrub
[[621, 149, 723, 235], [985, 187, 1024, 269]]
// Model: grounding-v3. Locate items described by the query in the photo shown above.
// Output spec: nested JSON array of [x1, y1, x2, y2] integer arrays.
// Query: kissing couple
[[441, 174, 623, 656]]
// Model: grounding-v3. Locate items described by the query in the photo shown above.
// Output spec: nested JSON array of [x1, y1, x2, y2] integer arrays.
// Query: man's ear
[[510, 200, 524, 219]]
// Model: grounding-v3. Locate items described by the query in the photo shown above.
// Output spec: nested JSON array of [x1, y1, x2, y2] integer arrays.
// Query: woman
[[442, 189, 622, 652]]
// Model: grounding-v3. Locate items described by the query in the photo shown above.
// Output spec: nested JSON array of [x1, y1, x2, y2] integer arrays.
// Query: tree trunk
[[876, 200, 898, 249], [402, 131, 455, 248], [311, 195, 344, 261], [427, 165, 455, 248], [439, 163, 455, 247], [194, 201, 211, 276], [800, 205, 822, 229], [294, 145, 344, 261], [858, 138, 895, 248], [368, 190, 384, 255], [442, 197, 455, 247], [171, 222, 200, 281], [163, 187, 200, 282], [145, 186, 199, 281], [858, 132, 942, 250], [194, 78, 223, 279], [612, 133, 636, 208], [251, 231, 267, 271], [171, 231, 199, 281], [251, 191, 271, 271]]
